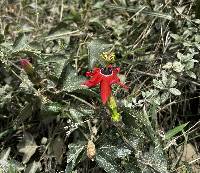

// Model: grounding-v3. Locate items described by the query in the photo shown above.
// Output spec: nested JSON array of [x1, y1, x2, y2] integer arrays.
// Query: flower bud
[[20, 59, 34, 75]]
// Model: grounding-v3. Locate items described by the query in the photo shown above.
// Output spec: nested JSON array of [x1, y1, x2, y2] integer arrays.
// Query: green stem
[[107, 95, 121, 122]]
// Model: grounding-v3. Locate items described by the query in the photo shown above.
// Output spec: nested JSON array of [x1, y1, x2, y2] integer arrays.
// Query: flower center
[[100, 67, 113, 75]]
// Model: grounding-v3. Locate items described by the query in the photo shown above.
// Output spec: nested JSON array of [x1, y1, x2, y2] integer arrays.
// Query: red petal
[[86, 71, 93, 77], [83, 69, 103, 87], [100, 80, 111, 104]]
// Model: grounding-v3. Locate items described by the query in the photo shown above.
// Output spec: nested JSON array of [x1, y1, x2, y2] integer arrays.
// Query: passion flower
[[82, 65, 128, 104]]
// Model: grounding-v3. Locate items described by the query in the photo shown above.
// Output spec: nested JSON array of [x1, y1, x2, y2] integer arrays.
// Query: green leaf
[[142, 145, 169, 173], [63, 72, 86, 92], [96, 128, 131, 173], [96, 153, 122, 173], [0, 148, 10, 161], [185, 61, 194, 70], [66, 143, 85, 173], [186, 71, 196, 79], [153, 79, 165, 89], [0, 129, 14, 140], [68, 103, 94, 123], [172, 61, 184, 73], [176, 52, 184, 60], [89, 17, 106, 32], [160, 92, 170, 104], [169, 78, 177, 88], [96, 144, 125, 173], [41, 102, 62, 117], [88, 40, 112, 69], [169, 88, 181, 96], [45, 30, 79, 41], [69, 108, 86, 123], [161, 70, 168, 86], [12, 33, 29, 53], [164, 123, 188, 140], [163, 62, 173, 69], [41, 56, 67, 79], [170, 34, 182, 41]]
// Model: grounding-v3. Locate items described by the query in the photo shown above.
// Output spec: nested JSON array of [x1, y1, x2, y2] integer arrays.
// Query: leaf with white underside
[[172, 61, 184, 73], [186, 71, 196, 79], [169, 88, 181, 96], [153, 79, 165, 89]]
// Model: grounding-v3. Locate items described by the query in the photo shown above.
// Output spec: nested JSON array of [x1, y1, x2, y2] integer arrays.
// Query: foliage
[[0, 0, 200, 173]]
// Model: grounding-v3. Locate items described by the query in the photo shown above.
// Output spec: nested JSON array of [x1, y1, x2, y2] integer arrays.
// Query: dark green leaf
[[63, 68, 86, 92], [66, 143, 85, 173]]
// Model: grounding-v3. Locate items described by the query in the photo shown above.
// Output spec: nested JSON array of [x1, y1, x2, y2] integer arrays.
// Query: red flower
[[82, 66, 128, 104]]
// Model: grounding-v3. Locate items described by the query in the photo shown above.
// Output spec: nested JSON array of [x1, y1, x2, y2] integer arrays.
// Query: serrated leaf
[[96, 128, 131, 173], [74, 88, 99, 99], [68, 103, 94, 123], [88, 40, 112, 69], [169, 88, 181, 96], [17, 132, 38, 164], [153, 79, 165, 89], [116, 147, 131, 158], [142, 89, 159, 99], [164, 123, 188, 140]]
